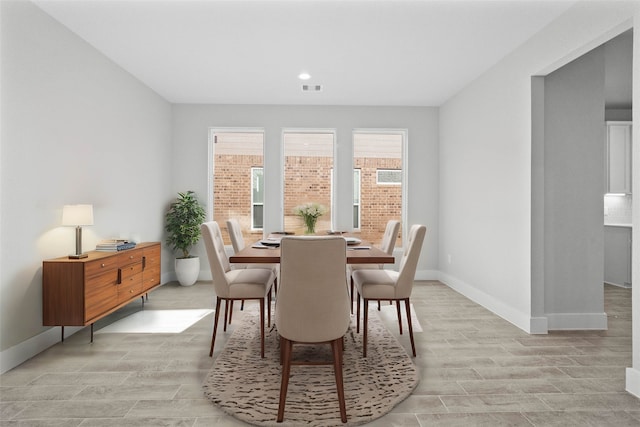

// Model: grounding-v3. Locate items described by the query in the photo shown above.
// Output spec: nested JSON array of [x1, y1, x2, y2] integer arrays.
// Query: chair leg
[[350, 277, 354, 314], [356, 291, 361, 333], [363, 298, 369, 358], [209, 297, 222, 357], [228, 300, 234, 326], [396, 300, 403, 335], [240, 299, 244, 311], [377, 300, 381, 311], [267, 289, 272, 327], [277, 337, 293, 422], [404, 298, 416, 357], [223, 300, 229, 332], [259, 297, 266, 358], [331, 338, 348, 423]]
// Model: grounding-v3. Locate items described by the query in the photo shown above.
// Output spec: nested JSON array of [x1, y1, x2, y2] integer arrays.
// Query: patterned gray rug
[[203, 307, 419, 426]]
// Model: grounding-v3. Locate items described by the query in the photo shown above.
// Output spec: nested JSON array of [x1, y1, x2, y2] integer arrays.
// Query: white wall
[[541, 45, 606, 329], [0, 0, 173, 371], [439, 0, 639, 394], [171, 104, 439, 278]]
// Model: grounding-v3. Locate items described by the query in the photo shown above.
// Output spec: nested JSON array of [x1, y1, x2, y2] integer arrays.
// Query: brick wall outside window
[[214, 154, 402, 246]]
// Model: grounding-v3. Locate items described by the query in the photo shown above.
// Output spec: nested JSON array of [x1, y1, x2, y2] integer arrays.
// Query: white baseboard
[[1, 281, 170, 374], [438, 271, 534, 333], [0, 325, 82, 374], [415, 269, 439, 281], [529, 317, 549, 334], [626, 367, 640, 398], [546, 312, 608, 330]]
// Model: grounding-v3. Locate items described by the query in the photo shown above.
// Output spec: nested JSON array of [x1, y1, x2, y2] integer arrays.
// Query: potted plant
[[165, 191, 206, 286]]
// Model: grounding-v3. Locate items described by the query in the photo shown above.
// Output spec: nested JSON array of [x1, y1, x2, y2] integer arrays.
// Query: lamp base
[[68, 253, 88, 259]]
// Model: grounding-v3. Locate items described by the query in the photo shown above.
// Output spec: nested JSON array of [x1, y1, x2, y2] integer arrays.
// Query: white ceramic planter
[[175, 256, 200, 286]]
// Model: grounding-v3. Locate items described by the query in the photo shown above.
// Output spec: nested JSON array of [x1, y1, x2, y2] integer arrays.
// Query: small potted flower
[[293, 202, 327, 235]]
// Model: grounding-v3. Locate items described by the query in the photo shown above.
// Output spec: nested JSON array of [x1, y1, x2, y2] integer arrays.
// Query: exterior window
[[283, 131, 334, 234], [376, 169, 402, 185], [211, 130, 264, 245], [353, 169, 361, 229], [353, 132, 404, 245], [252, 167, 264, 229]]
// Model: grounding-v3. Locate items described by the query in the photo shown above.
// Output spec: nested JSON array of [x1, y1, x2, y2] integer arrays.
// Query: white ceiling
[[34, 0, 578, 106]]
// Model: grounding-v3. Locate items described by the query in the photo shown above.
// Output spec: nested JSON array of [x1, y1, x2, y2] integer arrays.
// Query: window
[[353, 131, 404, 245], [283, 131, 334, 234], [211, 130, 264, 245], [353, 169, 361, 229], [376, 169, 402, 185], [252, 167, 264, 229]]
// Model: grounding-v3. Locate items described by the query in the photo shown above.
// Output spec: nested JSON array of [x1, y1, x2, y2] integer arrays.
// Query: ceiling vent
[[302, 84, 322, 92]]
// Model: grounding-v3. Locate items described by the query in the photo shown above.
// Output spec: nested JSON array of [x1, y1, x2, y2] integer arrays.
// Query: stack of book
[[95, 239, 137, 252]]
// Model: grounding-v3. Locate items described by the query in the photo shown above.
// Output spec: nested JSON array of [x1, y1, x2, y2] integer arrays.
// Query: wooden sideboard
[[43, 242, 161, 341]]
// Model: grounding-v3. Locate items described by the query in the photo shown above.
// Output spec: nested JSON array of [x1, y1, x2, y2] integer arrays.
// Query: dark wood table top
[[229, 238, 394, 265]]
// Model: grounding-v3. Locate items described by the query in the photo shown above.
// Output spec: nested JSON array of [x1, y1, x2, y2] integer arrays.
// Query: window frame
[[251, 167, 264, 230], [352, 129, 408, 246], [207, 127, 266, 228], [281, 128, 337, 232], [376, 169, 402, 185]]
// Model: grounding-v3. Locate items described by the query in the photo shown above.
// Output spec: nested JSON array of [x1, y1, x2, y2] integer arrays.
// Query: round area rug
[[203, 307, 419, 426]]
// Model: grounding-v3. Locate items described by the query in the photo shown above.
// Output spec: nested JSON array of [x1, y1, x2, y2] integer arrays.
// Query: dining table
[[229, 235, 394, 265]]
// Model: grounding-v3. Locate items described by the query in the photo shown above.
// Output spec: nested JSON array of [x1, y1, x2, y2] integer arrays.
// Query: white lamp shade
[[62, 204, 94, 226]]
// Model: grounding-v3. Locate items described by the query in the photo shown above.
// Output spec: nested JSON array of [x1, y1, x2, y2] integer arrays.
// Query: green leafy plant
[[165, 191, 206, 258]]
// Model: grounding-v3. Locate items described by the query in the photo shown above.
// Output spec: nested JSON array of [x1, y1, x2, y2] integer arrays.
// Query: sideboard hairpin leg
[[90, 323, 94, 343], [61, 326, 64, 342]]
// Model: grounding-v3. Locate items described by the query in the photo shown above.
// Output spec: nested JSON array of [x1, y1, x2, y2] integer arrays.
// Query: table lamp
[[62, 204, 94, 259]]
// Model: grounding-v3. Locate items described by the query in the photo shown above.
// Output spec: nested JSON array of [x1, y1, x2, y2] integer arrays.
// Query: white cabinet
[[604, 226, 632, 287], [606, 121, 632, 194]]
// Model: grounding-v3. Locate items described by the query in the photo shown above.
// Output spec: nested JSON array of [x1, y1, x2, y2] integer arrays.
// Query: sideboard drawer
[[119, 261, 143, 281], [144, 245, 161, 268], [85, 257, 119, 279], [85, 271, 119, 322], [118, 273, 143, 304], [142, 266, 161, 291], [119, 248, 144, 267]]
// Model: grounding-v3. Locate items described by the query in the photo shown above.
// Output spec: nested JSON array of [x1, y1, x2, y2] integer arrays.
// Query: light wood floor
[[1, 281, 639, 426]]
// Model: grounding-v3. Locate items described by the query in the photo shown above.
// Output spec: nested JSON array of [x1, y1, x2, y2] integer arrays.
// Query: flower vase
[[304, 216, 317, 235]]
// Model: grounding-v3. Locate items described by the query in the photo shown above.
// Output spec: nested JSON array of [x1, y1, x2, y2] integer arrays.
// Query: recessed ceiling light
[[298, 72, 311, 80]]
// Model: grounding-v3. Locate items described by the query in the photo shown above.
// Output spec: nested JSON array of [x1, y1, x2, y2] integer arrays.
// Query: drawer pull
[[101, 263, 105, 268], [130, 289, 134, 293]]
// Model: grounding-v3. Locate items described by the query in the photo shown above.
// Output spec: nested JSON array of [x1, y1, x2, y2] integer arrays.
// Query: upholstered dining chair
[[226, 218, 279, 316], [347, 219, 400, 312], [275, 236, 351, 423], [353, 224, 426, 358], [226, 218, 279, 289], [201, 221, 275, 358]]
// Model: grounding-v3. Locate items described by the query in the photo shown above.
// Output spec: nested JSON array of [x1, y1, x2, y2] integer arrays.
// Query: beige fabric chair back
[[276, 236, 351, 343], [380, 220, 401, 255], [201, 221, 232, 297], [395, 224, 427, 298], [226, 218, 246, 253]]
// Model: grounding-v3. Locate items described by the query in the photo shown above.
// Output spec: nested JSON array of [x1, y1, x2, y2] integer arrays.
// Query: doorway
[[531, 29, 633, 332]]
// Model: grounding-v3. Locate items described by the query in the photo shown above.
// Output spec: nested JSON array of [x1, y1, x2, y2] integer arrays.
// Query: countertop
[[605, 223, 632, 228]]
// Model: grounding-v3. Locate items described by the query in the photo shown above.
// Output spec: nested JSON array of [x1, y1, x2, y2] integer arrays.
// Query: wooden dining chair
[[353, 224, 426, 357], [275, 236, 351, 423], [347, 219, 400, 312], [201, 221, 275, 358]]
